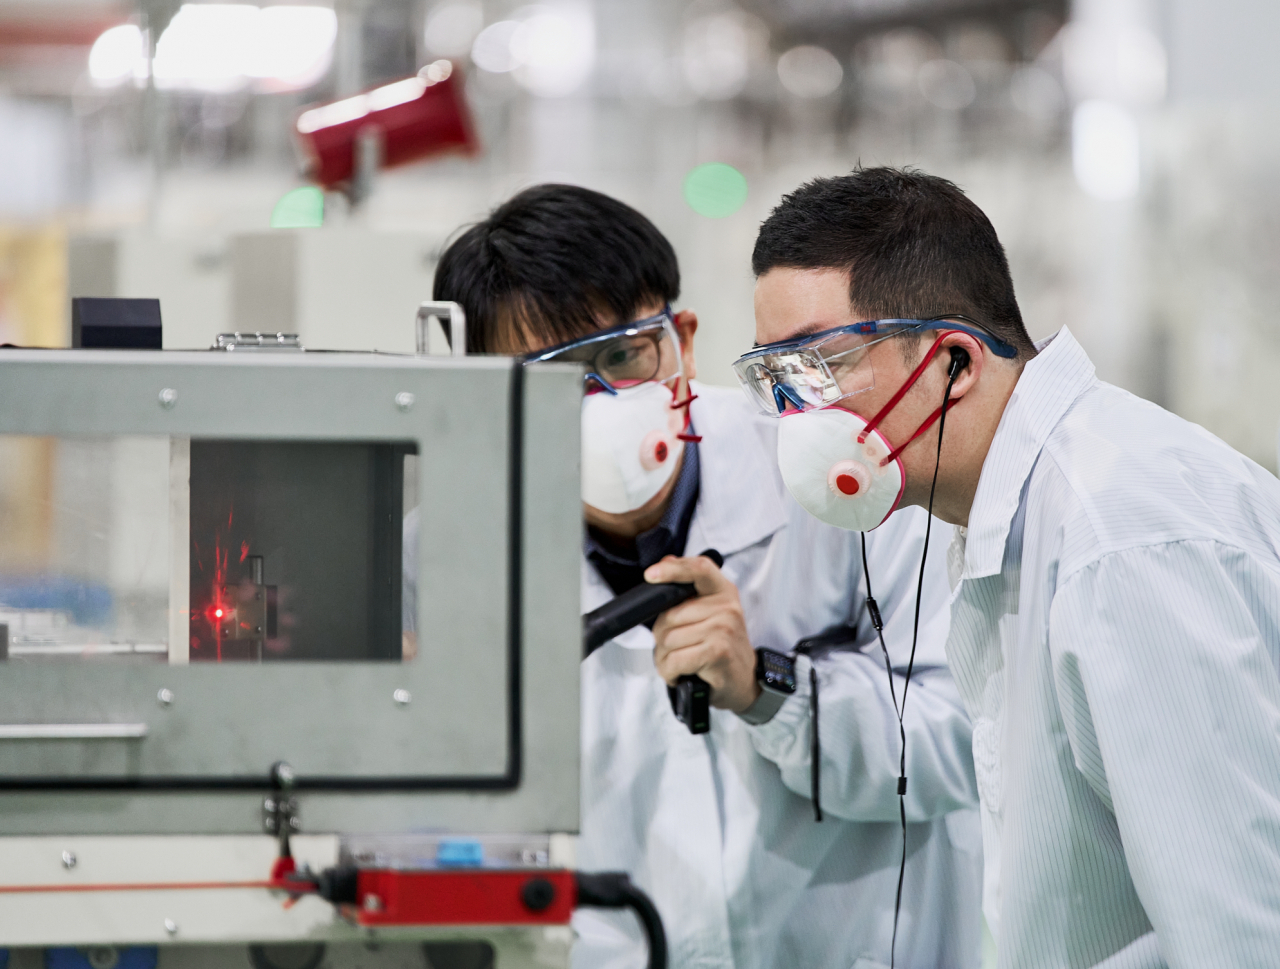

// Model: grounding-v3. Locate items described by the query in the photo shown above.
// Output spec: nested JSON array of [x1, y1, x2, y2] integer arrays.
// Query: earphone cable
[[886, 361, 961, 969]]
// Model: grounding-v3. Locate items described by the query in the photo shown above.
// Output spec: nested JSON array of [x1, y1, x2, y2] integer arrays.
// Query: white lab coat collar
[[963, 327, 1096, 580]]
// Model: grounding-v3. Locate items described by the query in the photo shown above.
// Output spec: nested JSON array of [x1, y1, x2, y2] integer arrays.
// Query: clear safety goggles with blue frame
[[523, 305, 684, 396], [732, 316, 1017, 417]]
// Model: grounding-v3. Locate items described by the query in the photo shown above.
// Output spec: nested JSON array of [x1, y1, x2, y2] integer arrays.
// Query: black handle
[[582, 549, 724, 656], [581, 549, 724, 735], [667, 674, 710, 734]]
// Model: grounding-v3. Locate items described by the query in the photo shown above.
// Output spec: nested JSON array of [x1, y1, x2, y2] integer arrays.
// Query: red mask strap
[[670, 382, 702, 443], [881, 404, 945, 466], [857, 333, 956, 444]]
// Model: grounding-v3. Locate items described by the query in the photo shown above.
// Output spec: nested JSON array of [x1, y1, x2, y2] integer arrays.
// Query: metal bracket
[[415, 301, 466, 357]]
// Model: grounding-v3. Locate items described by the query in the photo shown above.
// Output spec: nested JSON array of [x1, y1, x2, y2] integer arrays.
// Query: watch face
[[757, 648, 797, 694]]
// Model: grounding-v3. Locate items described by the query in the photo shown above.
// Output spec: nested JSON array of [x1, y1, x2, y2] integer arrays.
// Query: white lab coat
[[574, 383, 982, 969], [945, 328, 1280, 968]]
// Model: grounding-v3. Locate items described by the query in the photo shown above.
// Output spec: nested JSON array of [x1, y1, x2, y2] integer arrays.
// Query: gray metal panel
[[516, 362, 584, 831], [0, 351, 582, 833], [231, 234, 298, 333]]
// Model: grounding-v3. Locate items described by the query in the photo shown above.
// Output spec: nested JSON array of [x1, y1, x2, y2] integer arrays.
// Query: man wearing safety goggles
[[745, 167, 1280, 969], [426, 184, 982, 969]]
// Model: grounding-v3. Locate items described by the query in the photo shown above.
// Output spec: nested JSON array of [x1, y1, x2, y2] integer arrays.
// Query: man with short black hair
[[744, 166, 1280, 968], [422, 183, 983, 969]]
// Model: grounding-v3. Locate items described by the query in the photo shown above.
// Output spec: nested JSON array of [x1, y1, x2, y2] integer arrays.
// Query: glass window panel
[[0, 435, 417, 664]]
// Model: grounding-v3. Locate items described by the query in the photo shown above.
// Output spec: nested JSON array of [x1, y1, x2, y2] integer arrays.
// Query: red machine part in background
[[353, 869, 577, 926], [294, 60, 478, 189]]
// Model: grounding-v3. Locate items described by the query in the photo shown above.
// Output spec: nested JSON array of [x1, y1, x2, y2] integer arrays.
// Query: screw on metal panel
[[393, 688, 411, 705], [61, 850, 76, 869], [158, 388, 178, 409], [395, 391, 415, 411], [272, 761, 297, 790], [164, 918, 178, 935], [157, 688, 174, 707], [363, 894, 383, 913]]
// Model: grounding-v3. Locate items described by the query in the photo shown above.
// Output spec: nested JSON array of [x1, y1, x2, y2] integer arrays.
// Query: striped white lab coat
[[946, 328, 1280, 968], [574, 383, 982, 969]]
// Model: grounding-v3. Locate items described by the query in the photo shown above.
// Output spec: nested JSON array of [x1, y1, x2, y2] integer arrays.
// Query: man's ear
[[674, 309, 698, 382], [937, 330, 983, 400]]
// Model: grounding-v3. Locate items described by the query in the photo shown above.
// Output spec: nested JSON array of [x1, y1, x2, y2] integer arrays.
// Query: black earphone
[[948, 346, 970, 380]]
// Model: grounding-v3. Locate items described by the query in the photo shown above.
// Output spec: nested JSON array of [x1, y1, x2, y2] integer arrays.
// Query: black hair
[[432, 184, 680, 354], [752, 166, 1036, 358]]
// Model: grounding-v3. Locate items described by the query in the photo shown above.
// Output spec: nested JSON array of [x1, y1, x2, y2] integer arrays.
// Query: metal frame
[[0, 350, 580, 826]]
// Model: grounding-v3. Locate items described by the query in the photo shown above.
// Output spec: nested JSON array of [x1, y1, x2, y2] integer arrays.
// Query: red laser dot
[[835, 473, 861, 496], [655, 441, 669, 463]]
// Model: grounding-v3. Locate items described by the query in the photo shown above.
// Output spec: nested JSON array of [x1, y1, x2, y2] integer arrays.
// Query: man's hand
[[647, 554, 760, 713]]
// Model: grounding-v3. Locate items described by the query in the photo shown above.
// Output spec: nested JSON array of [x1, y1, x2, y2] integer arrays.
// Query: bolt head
[[157, 688, 174, 707], [363, 893, 383, 912], [164, 918, 178, 935], [273, 761, 297, 788], [61, 850, 77, 869], [395, 391, 415, 411], [158, 388, 178, 409], [393, 688, 411, 705]]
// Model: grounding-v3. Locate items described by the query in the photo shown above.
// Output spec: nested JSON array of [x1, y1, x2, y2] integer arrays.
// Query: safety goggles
[[733, 316, 1017, 416], [525, 305, 683, 395]]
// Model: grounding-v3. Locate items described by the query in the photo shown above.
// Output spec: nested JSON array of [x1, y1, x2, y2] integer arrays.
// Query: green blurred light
[[270, 186, 325, 229], [683, 162, 748, 219]]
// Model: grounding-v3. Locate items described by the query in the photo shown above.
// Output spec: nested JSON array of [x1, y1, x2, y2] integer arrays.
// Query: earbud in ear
[[948, 347, 970, 379]]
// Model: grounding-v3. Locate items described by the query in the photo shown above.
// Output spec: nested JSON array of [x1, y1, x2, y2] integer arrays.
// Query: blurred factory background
[[0, 0, 1278, 472]]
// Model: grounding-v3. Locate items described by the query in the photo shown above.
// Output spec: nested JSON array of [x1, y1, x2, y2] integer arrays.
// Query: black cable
[[792, 640, 823, 822], [882, 362, 961, 969], [575, 872, 668, 969], [809, 661, 821, 821]]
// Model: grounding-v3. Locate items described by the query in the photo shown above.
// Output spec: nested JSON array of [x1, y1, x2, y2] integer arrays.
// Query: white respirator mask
[[581, 380, 687, 514], [776, 407, 904, 531]]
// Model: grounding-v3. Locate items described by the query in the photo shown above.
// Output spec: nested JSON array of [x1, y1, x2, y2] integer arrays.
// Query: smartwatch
[[737, 648, 797, 725]]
